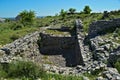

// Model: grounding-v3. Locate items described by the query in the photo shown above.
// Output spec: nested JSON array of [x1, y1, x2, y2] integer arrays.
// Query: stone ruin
[[0, 19, 91, 67], [0, 18, 120, 79]]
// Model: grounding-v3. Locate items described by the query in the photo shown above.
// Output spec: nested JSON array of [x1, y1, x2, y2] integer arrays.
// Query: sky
[[0, 0, 120, 18]]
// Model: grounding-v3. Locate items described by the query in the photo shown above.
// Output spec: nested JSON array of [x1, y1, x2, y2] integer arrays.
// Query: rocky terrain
[[0, 18, 120, 80]]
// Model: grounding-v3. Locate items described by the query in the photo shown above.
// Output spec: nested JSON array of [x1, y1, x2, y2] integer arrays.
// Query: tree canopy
[[83, 6, 92, 14], [60, 9, 67, 19], [69, 8, 76, 14]]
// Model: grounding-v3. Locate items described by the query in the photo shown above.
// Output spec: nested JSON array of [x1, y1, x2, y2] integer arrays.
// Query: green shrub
[[18, 10, 36, 26], [0, 61, 45, 79], [115, 60, 120, 73], [90, 67, 105, 76], [7, 61, 44, 79]]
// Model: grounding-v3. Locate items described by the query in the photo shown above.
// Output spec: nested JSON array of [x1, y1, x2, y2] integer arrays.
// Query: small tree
[[102, 11, 109, 19], [60, 9, 67, 19], [69, 8, 76, 14], [83, 5, 92, 14], [17, 10, 35, 26]]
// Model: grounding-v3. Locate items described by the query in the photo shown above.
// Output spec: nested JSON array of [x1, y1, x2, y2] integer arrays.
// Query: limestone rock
[[96, 76, 104, 80], [108, 46, 120, 66], [103, 68, 120, 80], [83, 76, 89, 80], [0, 49, 5, 56]]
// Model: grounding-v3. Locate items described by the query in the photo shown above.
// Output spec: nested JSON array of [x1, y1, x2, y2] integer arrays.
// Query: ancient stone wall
[[39, 33, 76, 54], [39, 33, 81, 66], [88, 18, 120, 38], [39, 19, 90, 66], [75, 19, 91, 66]]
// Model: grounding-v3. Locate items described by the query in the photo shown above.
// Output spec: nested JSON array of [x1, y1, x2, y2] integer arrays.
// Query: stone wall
[[39, 33, 82, 66], [75, 19, 91, 66], [39, 33, 75, 54], [88, 18, 120, 38], [39, 19, 90, 66]]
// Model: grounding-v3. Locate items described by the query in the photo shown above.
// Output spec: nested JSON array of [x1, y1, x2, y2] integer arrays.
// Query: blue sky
[[0, 0, 120, 17]]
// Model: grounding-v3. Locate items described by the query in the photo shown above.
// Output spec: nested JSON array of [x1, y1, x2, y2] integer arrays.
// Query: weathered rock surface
[[108, 46, 120, 66], [75, 19, 91, 66], [90, 35, 120, 63], [102, 68, 120, 80]]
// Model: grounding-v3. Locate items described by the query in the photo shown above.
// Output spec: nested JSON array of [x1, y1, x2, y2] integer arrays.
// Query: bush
[[18, 10, 36, 26], [0, 61, 45, 79], [102, 11, 109, 19], [91, 68, 104, 75], [8, 61, 44, 79]]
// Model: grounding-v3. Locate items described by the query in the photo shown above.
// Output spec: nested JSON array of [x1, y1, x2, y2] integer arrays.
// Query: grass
[[45, 29, 70, 36], [41, 73, 83, 80], [83, 73, 97, 80], [99, 27, 120, 44], [81, 13, 103, 32], [0, 25, 38, 45]]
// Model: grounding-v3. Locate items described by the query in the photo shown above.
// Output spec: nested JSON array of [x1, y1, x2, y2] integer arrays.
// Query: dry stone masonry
[[39, 33, 77, 66], [88, 18, 120, 38], [75, 19, 91, 66]]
